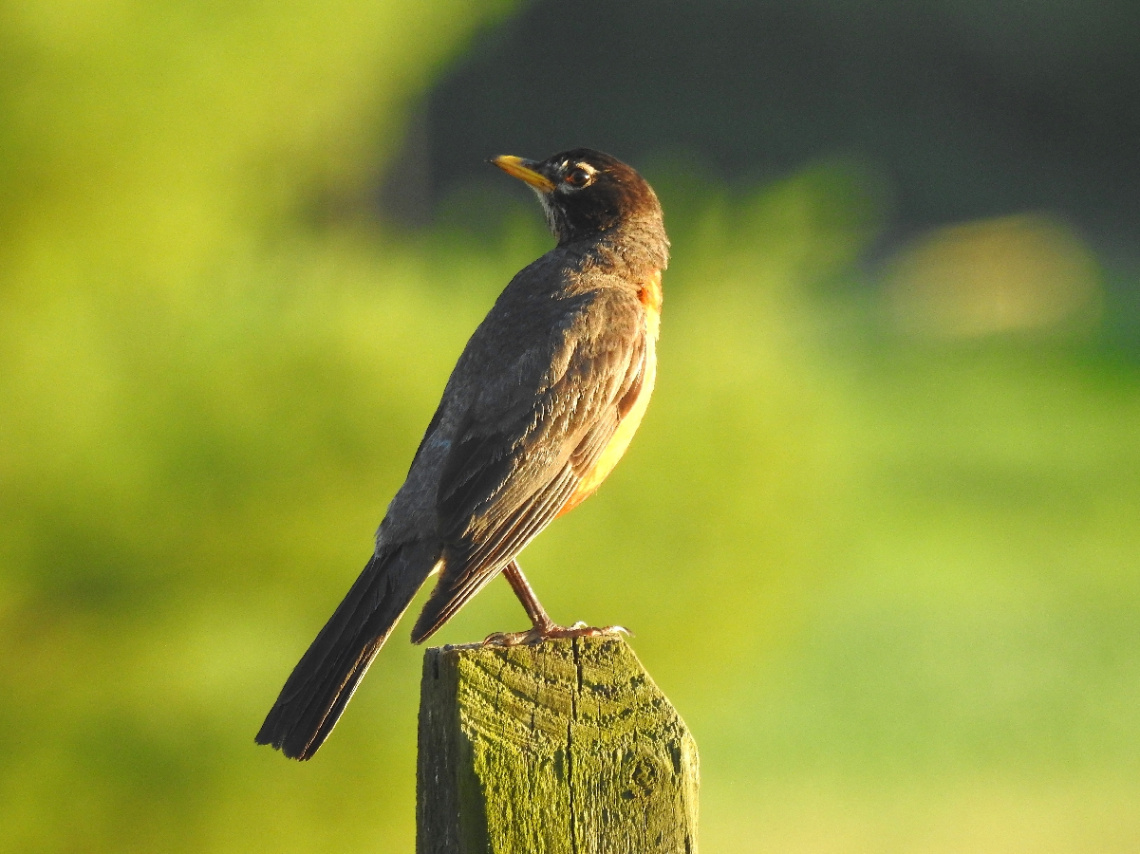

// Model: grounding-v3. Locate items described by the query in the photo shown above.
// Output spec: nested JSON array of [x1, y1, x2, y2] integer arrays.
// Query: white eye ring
[[562, 163, 597, 189]]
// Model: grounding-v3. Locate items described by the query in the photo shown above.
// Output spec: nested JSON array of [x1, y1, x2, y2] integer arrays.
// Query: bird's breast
[[557, 269, 662, 516], [638, 268, 663, 340]]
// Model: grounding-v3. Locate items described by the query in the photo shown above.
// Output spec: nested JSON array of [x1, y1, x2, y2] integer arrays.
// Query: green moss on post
[[416, 636, 698, 853]]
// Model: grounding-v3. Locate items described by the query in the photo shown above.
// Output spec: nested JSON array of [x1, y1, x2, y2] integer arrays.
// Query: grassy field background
[[2, 2, 1137, 851]]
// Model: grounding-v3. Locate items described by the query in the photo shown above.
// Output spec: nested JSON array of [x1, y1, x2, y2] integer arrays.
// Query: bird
[[255, 149, 669, 760]]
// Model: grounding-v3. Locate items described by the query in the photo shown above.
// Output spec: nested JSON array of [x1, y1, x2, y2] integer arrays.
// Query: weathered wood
[[416, 636, 699, 853]]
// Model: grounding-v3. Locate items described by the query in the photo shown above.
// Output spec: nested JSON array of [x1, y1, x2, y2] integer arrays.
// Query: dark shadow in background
[[382, 0, 1139, 265]]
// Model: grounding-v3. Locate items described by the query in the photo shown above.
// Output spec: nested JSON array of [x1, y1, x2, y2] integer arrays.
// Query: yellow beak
[[490, 155, 555, 192]]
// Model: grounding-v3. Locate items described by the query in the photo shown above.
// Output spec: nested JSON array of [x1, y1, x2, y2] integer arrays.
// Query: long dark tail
[[255, 539, 439, 760]]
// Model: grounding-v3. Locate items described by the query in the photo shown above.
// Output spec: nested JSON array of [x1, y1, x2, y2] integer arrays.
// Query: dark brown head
[[490, 149, 665, 249]]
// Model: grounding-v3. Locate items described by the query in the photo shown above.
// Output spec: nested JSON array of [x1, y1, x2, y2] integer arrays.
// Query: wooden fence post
[[416, 636, 699, 853]]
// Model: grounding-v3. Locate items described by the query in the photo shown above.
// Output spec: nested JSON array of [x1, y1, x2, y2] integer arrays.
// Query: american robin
[[256, 149, 668, 760]]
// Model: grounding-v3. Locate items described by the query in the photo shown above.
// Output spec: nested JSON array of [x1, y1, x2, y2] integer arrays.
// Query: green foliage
[[1, 3, 1138, 852]]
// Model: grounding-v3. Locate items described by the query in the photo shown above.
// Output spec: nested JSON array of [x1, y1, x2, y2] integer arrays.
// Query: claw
[[481, 623, 631, 647], [482, 628, 543, 647]]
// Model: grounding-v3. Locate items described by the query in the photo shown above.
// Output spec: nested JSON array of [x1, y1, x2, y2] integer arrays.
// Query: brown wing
[[409, 296, 646, 642]]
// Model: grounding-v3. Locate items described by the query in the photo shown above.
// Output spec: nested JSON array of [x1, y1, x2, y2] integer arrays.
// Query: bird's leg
[[483, 560, 628, 647], [502, 559, 558, 635]]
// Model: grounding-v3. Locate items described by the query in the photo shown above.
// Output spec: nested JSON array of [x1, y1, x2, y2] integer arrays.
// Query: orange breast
[[558, 270, 662, 516]]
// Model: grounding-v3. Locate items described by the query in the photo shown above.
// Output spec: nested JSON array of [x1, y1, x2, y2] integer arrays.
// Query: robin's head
[[490, 149, 664, 247]]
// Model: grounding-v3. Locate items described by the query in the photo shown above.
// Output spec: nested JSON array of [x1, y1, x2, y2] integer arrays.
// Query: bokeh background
[[2, 0, 1138, 851]]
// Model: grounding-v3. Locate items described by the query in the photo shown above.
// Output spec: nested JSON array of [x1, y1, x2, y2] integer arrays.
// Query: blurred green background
[[2, 0, 1137, 851]]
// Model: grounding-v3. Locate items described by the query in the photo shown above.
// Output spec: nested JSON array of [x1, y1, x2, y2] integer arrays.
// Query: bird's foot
[[482, 621, 630, 647]]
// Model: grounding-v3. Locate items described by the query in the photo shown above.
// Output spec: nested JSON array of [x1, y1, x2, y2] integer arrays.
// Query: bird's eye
[[563, 166, 594, 188]]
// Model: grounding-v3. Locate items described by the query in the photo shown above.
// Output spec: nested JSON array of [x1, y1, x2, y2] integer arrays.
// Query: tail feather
[[256, 539, 439, 760]]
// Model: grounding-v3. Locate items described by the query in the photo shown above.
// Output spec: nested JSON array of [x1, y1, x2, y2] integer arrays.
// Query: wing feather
[[409, 293, 646, 642]]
